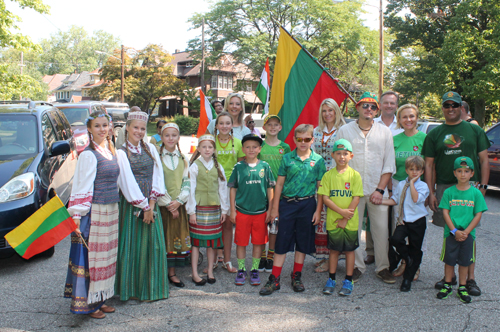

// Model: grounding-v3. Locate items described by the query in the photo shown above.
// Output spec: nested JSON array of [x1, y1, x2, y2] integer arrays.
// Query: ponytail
[[106, 135, 116, 156], [177, 142, 188, 169], [87, 132, 95, 151], [212, 153, 226, 181], [140, 139, 155, 164]]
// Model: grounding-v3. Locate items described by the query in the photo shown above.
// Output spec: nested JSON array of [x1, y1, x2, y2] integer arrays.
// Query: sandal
[[314, 258, 326, 267], [217, 256, 224, 263], [392, 260, 406, 277], [89, 310, 106, 319], [413, 268, 420, 281], [100, 305, 115, 313], [222, 261, 238, 273], [314, 259, 329, 273], [202, 262, 218, 274]]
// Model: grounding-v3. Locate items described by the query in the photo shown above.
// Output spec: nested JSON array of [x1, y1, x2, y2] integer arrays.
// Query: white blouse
[[158, 149, 190, 206], [186, 157, 229, 215]]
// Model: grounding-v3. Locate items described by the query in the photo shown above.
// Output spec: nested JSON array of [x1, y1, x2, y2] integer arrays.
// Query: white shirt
[[375, 115, 403, 136], [158, 149, 190, 206], [391, 178, 429, 223], [186, 157, 230, 215], [336, 121, 396, 195]]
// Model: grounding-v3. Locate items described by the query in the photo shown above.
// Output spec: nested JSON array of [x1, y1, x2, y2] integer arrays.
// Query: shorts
[[275, 197, 316, 255], [269, 218, 279, 235], [440, 235, 475, 267], [234, 211, 268, 246], [327, 228, 359, 252]]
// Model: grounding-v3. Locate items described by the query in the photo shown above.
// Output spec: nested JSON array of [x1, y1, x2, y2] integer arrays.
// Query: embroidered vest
[[194, 159, 220, 206], [120, 146, 154, 198], [85, 146, 120, 204]]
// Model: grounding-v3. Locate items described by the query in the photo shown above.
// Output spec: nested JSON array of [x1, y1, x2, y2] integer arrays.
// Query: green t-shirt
[[278, 150, 326, 197], [393, 131, 427, 181], [421, 121, 490, 184], [258, 140, 291, 180], [317, 167, 363, 231], [216, 136, 246, 181], [227, 160, 276, 215], [438, 185, 487, 239]]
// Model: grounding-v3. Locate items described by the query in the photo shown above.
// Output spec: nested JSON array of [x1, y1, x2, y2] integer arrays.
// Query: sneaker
[[235, 269, 247, 286], [377, 269, 396, 284], [339, 279, 353, 296], [435, 275, 457, 290], [466, 279, 481, 296], [352, 268, 362, 283], [322, 278, 336, 295], [457, 286, 472, 303], [258, 259, 267, 272], [264, 259, 274, 273], [259, 274, 280, 296], [291, 271, 305, 292], [250, 269, 261, 286], [436, 284, 452, 299]]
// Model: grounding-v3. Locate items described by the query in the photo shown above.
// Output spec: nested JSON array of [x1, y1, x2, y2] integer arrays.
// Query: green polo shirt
[[278, 149, 326, 197]]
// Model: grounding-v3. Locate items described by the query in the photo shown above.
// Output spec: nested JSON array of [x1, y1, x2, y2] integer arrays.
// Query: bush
[[153, 115, 200, 136]]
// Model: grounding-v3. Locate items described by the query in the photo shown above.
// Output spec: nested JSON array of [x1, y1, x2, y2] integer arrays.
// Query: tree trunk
[[474, 98, 485, 128]]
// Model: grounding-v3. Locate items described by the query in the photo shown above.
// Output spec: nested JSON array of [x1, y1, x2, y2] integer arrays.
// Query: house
[[42, 74, 69, 102], [80, 69, 104, 100], [51, 71, 92, 103], [157, 50, 260, 117]]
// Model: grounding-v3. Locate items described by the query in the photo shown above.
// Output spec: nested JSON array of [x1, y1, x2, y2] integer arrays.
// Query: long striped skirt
[[160, 205, 191, 267], [115, 197, 169, 301], [190, 205, 223, 249]]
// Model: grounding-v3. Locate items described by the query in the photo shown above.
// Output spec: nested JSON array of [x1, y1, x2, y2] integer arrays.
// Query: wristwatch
[[479, 184, 488, 190], [375, 188, 385, 195]]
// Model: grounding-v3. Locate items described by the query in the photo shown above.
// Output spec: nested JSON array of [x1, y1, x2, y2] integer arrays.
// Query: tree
[[385, 0, 500, 126], [90, 44, 188, 112], [188, 0, 381, 93]]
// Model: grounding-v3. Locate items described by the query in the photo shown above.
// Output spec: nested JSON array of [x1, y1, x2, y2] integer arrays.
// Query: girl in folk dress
[[114, 111, 169, 301], [187, 135, 230, 285], [157, 123, 191, 288], [312, 98, 346, 273]]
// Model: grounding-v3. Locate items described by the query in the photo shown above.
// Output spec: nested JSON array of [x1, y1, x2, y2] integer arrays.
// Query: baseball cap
[[263, 114, 281, 125], [242, 133, 263, 146], [332, 139, 352, 152], [356, 91, 379, 108], [442, 91, 462, 105], [453, 156, 474, 170]]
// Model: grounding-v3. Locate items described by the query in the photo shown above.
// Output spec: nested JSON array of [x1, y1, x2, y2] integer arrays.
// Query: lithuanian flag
[[5, 196, 77, 259], [269, 27, 349, 149]]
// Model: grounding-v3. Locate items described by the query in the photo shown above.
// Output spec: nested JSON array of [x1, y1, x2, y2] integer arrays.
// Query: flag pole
[[274, 23, 356, 104], [249, 94, 258, 113], [78, 233, 90, 250]]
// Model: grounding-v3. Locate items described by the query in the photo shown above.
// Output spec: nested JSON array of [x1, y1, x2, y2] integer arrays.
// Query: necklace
[[217, 135, 231, 149], [357, 121, 372, 131]]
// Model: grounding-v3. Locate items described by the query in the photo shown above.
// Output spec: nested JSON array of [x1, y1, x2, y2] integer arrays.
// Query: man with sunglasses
[[336, 92, 396, 283], [422, 91, 490, 296]]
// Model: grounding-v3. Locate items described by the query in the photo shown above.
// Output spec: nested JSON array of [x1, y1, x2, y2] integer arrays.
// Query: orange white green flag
[[255, 58, 270, 114], [5, 196, 77, 259], [196, 89, 217, 138]]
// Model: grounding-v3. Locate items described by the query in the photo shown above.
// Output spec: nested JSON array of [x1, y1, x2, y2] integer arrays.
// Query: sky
[[6, 0, 381, 54]]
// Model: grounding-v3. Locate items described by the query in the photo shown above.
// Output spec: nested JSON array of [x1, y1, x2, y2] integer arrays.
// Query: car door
[[39, 113, 60, 198], [486, 124, 500, 186]]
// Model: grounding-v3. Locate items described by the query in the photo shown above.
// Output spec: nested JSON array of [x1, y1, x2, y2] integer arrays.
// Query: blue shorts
[[275, 197, 316, 255]]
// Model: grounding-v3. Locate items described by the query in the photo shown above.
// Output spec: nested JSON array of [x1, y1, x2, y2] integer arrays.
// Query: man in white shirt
[[336, 92, 396, 284]]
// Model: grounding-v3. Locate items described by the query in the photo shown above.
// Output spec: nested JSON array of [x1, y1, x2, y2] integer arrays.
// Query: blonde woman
[[207, 93, 251, 139]]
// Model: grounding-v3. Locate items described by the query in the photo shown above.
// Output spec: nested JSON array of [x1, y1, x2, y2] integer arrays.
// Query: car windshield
[[0, 115, 38, 159], [60, 108, 90, 126]]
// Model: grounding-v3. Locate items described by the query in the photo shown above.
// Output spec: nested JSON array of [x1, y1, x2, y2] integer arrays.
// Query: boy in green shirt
[[228, 134, 275, 286], [317, 139, 363, 296], [437, 156, 487, 303], [258, 114, 291, 272]]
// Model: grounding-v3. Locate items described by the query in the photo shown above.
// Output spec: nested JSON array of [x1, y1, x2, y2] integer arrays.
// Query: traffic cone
[[189, 135, 197, 154]]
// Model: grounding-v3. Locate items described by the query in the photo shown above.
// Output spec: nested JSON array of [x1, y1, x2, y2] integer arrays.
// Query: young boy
[[257, 114, 291, 272], [228, 134, 275, 286], [259, 124, 326, 296], [382, 156, 429, 292], [436, 156, 487, 303], [317, 139, 363, 296]]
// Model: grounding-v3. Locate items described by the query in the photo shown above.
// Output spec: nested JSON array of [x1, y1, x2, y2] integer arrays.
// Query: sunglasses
[[295, 137, 313, 143], [442, 102, 461, 109], [248, 121, 255, 124], [362, 103, 378, 111]]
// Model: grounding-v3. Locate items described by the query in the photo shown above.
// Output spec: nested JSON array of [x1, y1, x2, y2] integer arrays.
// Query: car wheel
[[41, 246, 55, 258]]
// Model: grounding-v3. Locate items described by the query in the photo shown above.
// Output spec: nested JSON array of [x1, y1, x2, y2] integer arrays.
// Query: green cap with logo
[[442, 91, 462, 105], [356, 91, 379, 108], [454, 156, 474, 170], [263, 114, 281, 125], [332, 139, 353, 152]]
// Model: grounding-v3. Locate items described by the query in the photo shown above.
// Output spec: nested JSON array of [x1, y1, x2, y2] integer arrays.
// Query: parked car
[[485, 122, 500, 187], [102, 102, 130, 138], [55, 102, 114, 155], [0, 101, 77, 258], [418, 121, 443, 134]]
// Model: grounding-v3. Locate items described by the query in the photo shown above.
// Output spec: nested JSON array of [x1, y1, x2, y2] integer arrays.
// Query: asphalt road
[[1, 188, 500, 332]]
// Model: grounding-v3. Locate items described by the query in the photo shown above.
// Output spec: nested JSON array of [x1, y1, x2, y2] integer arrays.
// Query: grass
[[147, 121, 158, 137]]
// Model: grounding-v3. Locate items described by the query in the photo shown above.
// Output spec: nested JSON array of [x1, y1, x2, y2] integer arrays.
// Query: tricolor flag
[[269, 27, 349, 149], [255, 58, 270, 114], [197, 89, 217, 138], [5, 196, 77, 259]]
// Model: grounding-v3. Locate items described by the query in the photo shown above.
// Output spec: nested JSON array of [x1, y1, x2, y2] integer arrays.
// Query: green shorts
[[327, 228, 359, 252]]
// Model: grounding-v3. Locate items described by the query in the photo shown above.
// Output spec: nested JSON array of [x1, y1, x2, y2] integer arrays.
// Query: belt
[[282, 195, 314, 202]]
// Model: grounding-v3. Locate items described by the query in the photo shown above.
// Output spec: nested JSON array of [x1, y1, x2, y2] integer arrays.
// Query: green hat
[[263, 114, 281, 125], [332, 139, 352, 152], [454, 156, 474, 170], [442, 91, 462, 105], [356, 92, 379, 108]]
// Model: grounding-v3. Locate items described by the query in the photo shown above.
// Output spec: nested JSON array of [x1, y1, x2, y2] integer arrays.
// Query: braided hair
[[189, 140, 225, 181], [86, 110, 115, 155]]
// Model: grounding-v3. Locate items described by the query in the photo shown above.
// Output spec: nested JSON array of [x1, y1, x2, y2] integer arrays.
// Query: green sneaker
[[457, 286, 471, 303], [437, 283, 452, 299]]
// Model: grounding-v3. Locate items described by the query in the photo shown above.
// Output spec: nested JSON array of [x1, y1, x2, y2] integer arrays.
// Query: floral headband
[[85, 113, 110, 125]]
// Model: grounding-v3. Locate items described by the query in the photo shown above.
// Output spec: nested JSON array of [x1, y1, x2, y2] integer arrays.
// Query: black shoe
[[436, 283, 452, 299], [192, 278, 207, 286], [435, 276, 457, 290], [291, 271, 305, 292], [264, 259, 273, 273], [466, 279, 481, 296], [259, 274, 280, 296], [168, 275, 185, 288], [457, 286, 472, 303], [400, 279, 411, 292], [258, 258, 267, 272], [207, 277, 216, 284]]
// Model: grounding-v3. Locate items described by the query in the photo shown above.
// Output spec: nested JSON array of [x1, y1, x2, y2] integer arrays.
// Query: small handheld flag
[[255, 58, 271, 114], [197, 89, 217, 138]]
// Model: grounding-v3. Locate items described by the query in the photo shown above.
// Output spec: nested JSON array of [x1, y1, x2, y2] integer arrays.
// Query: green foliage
[[0, 64, 48, 100], [155, 115, 200, 136]]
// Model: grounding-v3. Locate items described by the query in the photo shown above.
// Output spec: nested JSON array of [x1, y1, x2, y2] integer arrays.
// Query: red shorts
[[234, 212, 268, 246]]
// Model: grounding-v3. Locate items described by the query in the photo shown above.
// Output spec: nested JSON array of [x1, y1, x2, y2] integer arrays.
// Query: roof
[[70, 96, 82, 103], [42, 74, 70, 92], [54, 72, 91, 92], [81, 79, 104, 89]]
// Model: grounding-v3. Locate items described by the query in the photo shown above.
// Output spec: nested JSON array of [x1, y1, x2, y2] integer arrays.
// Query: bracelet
[[388, 189, 393, 193], [375, 188, 385, 195], [450, 228, 457, 236]]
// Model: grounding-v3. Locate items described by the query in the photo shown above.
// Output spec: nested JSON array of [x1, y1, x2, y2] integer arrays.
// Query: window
[[223, 76, 228, 90], [49, 111, 65, 140], [487, 125, 500, 144], [246, 83, 252, 92], [211, 75, 217, 88], [228, 77, 233, 90], [218, 76, 223, 89], [41, 114, 57, 150]]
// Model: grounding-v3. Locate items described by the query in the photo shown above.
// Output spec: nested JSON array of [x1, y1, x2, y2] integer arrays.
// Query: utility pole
[[19, 51, 26, 100], [121, 45, 125, 103], [378, 0, 384, 100], [201, 17, 205, 93]]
